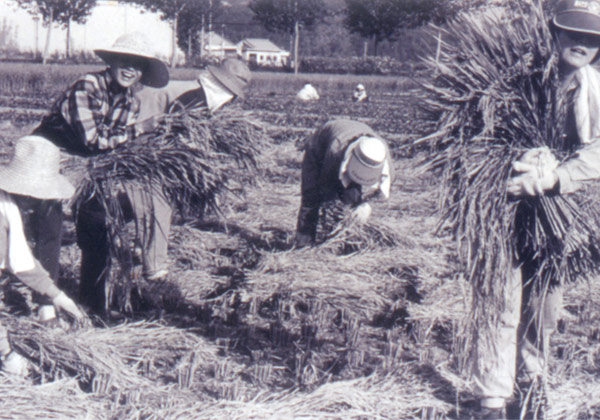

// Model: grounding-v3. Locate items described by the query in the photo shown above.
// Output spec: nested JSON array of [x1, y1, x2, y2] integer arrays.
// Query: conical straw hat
[[0, 136, 74, 200], [95, 32, 169, 88]]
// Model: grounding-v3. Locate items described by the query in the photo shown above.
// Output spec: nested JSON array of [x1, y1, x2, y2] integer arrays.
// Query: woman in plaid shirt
[[32, 32, 171, 315]]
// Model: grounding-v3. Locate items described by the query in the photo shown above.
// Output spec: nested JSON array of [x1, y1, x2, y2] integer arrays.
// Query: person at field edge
[[352, 83, 368, 103], [474, 1, 600, 418], [0, 136, 85, 375], [32, 32, 173, 315], [294, 119, 393, 248]]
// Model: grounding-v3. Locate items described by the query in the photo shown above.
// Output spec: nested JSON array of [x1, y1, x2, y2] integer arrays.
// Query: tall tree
[[343, 0, 448, 56], [249, 0, 327, 75], [176, 0, 222, 64], [15, 0, 96, 63], [123, 0, 220, 68]]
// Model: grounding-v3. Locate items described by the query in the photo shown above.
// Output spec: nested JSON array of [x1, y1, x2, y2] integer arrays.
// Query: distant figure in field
[[352, 83, 368, 103], [294, 119, 394, 248], [296, 83, 320, 102]]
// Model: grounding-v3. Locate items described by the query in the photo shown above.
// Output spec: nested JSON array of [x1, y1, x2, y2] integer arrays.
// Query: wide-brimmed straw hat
[[553, 0, 600, 36], [346, 136, 387, 186], [0, 136, 75, 200], [208, 59, 251, 99], [95, 32, 169, 88]]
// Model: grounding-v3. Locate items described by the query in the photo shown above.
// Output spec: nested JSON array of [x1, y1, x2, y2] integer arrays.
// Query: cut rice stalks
[[72, 106, 268, 313]]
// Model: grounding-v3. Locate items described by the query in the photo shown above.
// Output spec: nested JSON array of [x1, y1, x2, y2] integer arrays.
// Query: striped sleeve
[[63, 73, 138, 152]]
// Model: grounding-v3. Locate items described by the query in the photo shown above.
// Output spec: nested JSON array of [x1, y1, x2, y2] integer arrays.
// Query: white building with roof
[[200, 31, 238, 59], [238, 38, 289, 67]]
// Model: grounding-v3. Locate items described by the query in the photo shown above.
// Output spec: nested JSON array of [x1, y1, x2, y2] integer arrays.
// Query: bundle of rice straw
[[72, 107, 267, 312], [416, 0, 600, 371], [5, 315, 219, 391], [316, 200, 402, 254]]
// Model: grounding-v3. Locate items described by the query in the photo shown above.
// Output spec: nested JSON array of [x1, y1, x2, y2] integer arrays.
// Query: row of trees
[[13, 0, 533, 69]]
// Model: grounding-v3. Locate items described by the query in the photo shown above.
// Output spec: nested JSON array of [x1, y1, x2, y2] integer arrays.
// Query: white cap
[[346, 136, 387, 186]]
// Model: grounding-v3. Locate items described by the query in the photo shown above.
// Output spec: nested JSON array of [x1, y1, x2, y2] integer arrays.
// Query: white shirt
[[199, 73, 235, 112], [0, 190, 35, 274]]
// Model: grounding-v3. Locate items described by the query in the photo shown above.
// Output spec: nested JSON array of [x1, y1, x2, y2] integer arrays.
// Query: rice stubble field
[[0, 63, 598, 419]]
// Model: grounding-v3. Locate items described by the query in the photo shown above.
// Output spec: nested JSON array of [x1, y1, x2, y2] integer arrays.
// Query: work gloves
[[507, 147, 559, 197]]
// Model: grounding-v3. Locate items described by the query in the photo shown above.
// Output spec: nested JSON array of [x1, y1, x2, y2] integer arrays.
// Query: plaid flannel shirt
[[38, 69, 139, 154]]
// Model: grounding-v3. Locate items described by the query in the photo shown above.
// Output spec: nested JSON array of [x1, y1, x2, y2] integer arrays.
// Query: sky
[[1, 0, 180, 60]]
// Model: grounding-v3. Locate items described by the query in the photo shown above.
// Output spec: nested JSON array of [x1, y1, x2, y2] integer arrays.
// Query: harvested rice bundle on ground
[[72, 107, 268, 312], [314, 200, 403, 255], [0, 378, 105, 419], [6, 317, 219, 391], [417, 1, 600, 374], [181, 363, 452, 420]]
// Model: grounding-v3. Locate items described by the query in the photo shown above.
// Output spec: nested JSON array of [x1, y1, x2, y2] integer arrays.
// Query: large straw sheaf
[[416, 1, 600, 373], [72, 106, 267, 313]]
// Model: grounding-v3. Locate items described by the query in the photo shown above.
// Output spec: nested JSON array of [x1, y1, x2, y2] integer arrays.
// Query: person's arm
[[15, 259, 60, 299], [67, 76, 139, 152], [554, 139, 600, 193], [16, 262, 84, 320], [5, 201, 84, 320]]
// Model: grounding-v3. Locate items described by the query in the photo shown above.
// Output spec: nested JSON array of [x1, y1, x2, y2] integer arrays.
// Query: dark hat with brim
[[208, 59, 251, 99], [553, 0, 600, 36], [95, 32, 169, 88]]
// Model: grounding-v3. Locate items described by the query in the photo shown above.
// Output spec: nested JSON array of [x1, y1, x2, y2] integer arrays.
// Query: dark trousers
[[76, 196, 111, 314], [76, 183, 172, 314], [21, 199, 64, 306]]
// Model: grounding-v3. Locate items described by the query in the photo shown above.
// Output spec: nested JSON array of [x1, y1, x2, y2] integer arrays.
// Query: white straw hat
[[95, 32, 169, 88], [346, 136, 387, 186], [0, 136, 75, 200]]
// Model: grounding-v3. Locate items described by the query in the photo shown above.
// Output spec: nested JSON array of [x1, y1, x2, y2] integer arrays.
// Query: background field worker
[[0, 136, 85, 375], [474, 1, 600, 418], [295, 119, 393, 248], [352, 83, 368, 103], [296, 83, 320, 102], [31, 32, 172, 315]]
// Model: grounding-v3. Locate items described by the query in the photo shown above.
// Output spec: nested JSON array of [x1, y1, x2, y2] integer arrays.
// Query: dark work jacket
[[296, 119, 393, 240]]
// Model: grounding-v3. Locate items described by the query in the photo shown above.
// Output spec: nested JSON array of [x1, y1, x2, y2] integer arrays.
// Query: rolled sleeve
[[555, 140, 600, 194]]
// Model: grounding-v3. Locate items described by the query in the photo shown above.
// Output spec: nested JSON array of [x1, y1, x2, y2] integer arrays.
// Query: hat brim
[[95, 48, 169, 88], [553, 11, 600, 36], [0, 167, 74, 200], [208, 65, 246, 99]]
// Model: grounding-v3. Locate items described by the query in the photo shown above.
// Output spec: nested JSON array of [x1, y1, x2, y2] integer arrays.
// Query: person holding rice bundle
[[0, 136, 85, 375], [295, 119, 393, 247], [474, 1, 600, 418], [135, 57, 251, 119], [32, 32, 173, 315]]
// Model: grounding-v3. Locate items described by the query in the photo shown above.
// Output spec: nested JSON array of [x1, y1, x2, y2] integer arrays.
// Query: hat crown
[[0, 136, 74, 200], [355, 137, 386, 167], [13, 136, 61, 177], [110, 32, 155, 58], [208, 59, 251, 98], [553, 0, 600, 36], [222, 58, 252, 85], [557, 0, 600, 14]]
